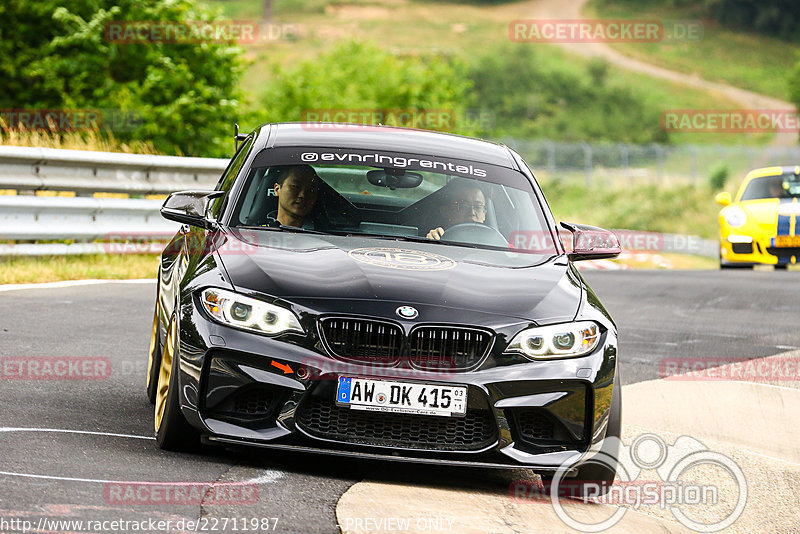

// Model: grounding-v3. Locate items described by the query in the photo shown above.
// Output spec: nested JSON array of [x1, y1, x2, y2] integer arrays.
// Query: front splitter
[[203, 435, 574, 474]]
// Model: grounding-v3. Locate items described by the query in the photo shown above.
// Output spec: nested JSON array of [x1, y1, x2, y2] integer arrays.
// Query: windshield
[[229, 147, 557, 254], [741, 173, 800, 201]]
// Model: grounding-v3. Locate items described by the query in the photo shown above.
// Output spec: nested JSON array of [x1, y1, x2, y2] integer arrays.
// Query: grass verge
[[542, 181, 720, 239], [586, 0, 799, 102], [0, 254, 159, 285], [0, 127, 161, 154]]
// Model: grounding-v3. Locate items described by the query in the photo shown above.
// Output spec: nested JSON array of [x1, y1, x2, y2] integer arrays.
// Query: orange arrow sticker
[[271, 360, 293, 374]]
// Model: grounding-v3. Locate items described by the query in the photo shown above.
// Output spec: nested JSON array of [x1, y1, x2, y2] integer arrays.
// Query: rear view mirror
[[367, 169, 423, 190], [560, 222, 621, 261], [161, 190, 225, 229]]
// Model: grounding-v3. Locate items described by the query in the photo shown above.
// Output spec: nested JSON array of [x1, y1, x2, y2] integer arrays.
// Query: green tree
[[260, 40, 475, 134], [0, 0, 244, 156]]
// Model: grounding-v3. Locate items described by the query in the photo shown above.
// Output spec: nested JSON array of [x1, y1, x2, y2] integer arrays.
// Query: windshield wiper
[[236, 224, 330, 235], [345, 232, 483, 249]]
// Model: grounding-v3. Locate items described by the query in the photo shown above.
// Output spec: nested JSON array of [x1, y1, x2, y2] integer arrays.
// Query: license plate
[[336, 377, 467, 417], [774, 235, 800, 247]]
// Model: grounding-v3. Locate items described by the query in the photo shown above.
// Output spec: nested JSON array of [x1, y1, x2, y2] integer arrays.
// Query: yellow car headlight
[[723, 207, 747, 228]]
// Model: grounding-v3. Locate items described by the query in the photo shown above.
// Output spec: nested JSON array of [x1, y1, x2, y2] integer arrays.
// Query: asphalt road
[[0, 270, 797, 534]]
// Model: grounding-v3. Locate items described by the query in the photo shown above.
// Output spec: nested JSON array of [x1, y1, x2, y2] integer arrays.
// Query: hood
[[214, 228, 583, 323], [738, 199, 781, 231]]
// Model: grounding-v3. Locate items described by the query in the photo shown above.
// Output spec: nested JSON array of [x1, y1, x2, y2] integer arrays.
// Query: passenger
[[426, 183, 487, 240], [270, 165, 320, 227]]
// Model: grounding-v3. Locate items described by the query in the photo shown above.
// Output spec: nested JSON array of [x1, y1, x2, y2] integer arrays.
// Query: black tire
[[146, 302, 162, 405], [155, 314, 200, 451], [573, 373, 621, 492], [544, 373, 621, 498]]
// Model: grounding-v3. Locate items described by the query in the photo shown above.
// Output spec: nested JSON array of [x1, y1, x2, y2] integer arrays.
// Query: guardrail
[[0, 196, 176, 241], [0, 146, 718, 258], [0, 195, 179, 256], [0, 194, 718, 258], [0, 146, 228, 195]]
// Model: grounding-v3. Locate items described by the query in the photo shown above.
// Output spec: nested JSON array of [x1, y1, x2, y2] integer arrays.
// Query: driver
[[270, 165, 320, 228], [426, 183, 487, 240]]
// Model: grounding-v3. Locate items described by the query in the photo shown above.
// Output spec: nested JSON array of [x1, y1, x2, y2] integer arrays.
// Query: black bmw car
[[147, 122, 622, 487]]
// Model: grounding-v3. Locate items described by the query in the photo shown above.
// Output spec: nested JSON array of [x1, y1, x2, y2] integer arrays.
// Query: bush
[[707, 163, 729, 190], [467, 44, 668, 144], [0, 0, 245, 157], [259, 40, 475, 134]]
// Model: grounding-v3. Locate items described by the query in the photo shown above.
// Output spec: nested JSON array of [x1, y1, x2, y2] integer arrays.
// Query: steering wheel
[[440, 223, 508, 248]]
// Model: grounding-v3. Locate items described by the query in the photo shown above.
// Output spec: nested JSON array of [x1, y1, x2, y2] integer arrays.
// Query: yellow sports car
[[715, 166, 800, 269]]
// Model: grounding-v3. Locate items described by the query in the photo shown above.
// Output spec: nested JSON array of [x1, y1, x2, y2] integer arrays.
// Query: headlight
[[506, 321, 600, 359], [724, 207, 747, 228], [201, 288, 303, 336]]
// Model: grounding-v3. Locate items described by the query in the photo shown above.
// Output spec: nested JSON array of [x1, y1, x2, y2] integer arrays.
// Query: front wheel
[[154, 313, 199, 451], [574, 373, 621, 495]]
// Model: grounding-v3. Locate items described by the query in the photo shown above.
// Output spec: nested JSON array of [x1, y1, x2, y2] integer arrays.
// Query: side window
[[209, 136, 253, 219]]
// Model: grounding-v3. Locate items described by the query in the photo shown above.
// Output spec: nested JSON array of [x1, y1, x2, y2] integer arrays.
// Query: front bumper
[[174, 295, 618, 473], [719, 233, 799, 266]]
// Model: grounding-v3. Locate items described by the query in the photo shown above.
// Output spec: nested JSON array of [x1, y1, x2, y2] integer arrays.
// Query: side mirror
[[161, 190, 225, 230], [714, 192, 731, 206], [560, 222, 621, 261]]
